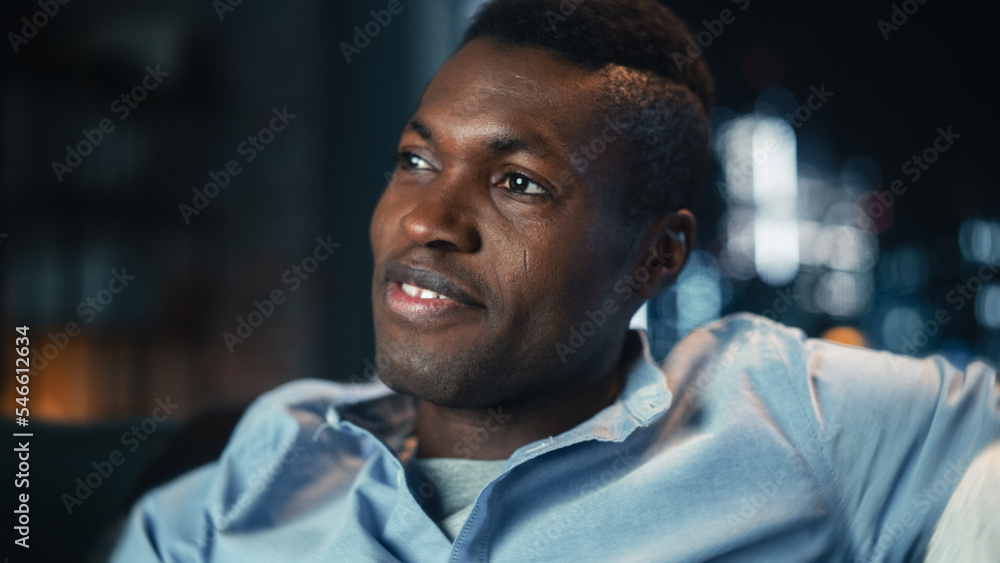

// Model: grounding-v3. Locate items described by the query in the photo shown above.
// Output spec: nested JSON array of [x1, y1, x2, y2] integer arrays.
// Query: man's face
[[370, 39, 642, 409]]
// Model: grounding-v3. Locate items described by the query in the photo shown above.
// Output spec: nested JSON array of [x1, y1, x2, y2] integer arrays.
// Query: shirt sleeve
[[111, 463, 219, 562], [108, 378, 392, 562], [788, 331, 1000, 562]]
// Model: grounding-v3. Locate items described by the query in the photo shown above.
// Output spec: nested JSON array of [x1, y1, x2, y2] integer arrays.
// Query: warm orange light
[[4, 336, 97, 422], [821, 326, 867, 348]]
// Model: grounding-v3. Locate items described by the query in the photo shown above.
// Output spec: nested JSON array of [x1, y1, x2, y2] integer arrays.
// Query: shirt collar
[[512, 329, 673, 461]]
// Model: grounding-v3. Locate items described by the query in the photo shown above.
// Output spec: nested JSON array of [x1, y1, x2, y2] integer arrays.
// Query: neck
[[413, 332, 639, 460]]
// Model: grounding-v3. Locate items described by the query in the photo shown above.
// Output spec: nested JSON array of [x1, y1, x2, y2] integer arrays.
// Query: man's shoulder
[[117, 378, 399, 555], [673, 311, 998, 426], [680, 311, 810, 352], [153, 378, 394, 504], [668, 311, 961, 398], [683, 310, 940, 368], [666, 312, 804, 374]]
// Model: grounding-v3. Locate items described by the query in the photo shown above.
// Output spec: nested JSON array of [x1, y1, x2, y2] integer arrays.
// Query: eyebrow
[[406, 120, 434, 142], [485, 136, 532, 155], [404, 118, 555, 160]]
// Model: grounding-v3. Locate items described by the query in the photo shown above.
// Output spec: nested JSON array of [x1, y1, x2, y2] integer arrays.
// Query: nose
[[399, 178, 481, 253]]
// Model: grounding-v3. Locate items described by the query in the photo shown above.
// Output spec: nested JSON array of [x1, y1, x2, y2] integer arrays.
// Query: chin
[[379, 366, 496, 409], [373, 343, 503, 408], [370, 324, 602, 409]]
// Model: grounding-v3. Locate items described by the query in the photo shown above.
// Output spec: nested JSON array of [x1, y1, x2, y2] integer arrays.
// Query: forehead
[[414, 39, 607, 155]]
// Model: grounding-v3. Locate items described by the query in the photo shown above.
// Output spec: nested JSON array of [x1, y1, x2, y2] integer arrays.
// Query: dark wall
[[3, 1, 475, 559], [0, 0, 997, 560], [1, 0, 475, 423]]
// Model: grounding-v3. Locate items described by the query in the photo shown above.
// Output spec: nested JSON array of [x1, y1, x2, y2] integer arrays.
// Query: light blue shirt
[[112, 314, 1000, 562]]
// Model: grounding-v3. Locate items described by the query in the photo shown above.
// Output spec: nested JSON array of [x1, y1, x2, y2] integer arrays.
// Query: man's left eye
[[502, 172, 549, 196], [395, 151, 433, 171]]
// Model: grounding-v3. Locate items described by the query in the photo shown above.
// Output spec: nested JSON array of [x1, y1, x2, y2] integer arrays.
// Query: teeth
[[401, 283, 448, 300]]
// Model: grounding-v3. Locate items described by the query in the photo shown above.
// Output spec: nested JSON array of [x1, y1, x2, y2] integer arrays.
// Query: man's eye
[[502, 172, 549, 196], [395, 152, 432, 171]]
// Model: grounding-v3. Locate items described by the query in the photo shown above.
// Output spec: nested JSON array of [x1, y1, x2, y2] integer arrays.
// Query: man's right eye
[[395, 151, 433, 171]]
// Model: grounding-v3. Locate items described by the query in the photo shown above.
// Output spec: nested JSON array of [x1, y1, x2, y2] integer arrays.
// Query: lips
[[382, 262, 485, 322]]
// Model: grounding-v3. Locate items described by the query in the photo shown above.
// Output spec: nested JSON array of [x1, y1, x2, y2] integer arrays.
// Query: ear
[[629, 209, 696, 300]]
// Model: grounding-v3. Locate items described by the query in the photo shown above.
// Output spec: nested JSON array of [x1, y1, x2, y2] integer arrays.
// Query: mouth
[[382, 263, 485, 323], [399, 282, 456, 301]]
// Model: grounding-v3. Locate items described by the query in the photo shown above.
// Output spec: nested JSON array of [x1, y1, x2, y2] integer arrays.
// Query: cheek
[[558, 242, 623, 305], [508, 242, 608, 314], [506, 214, 615, 293]]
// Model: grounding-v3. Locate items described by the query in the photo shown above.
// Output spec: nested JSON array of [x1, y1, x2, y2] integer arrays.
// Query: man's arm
[[780, 323, 1000, 561], [112, 463, 218, 562], [925, 441, 1000, 562]]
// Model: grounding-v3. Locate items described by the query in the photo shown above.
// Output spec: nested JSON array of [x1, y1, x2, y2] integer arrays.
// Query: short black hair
[[462, 0, 713, 236]]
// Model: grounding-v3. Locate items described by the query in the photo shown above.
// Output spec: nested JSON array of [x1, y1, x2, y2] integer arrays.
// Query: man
[[114, 0, 999, 561]]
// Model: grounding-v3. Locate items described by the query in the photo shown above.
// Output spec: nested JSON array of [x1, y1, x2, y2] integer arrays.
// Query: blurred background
[[1, 0, 997, 560]]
